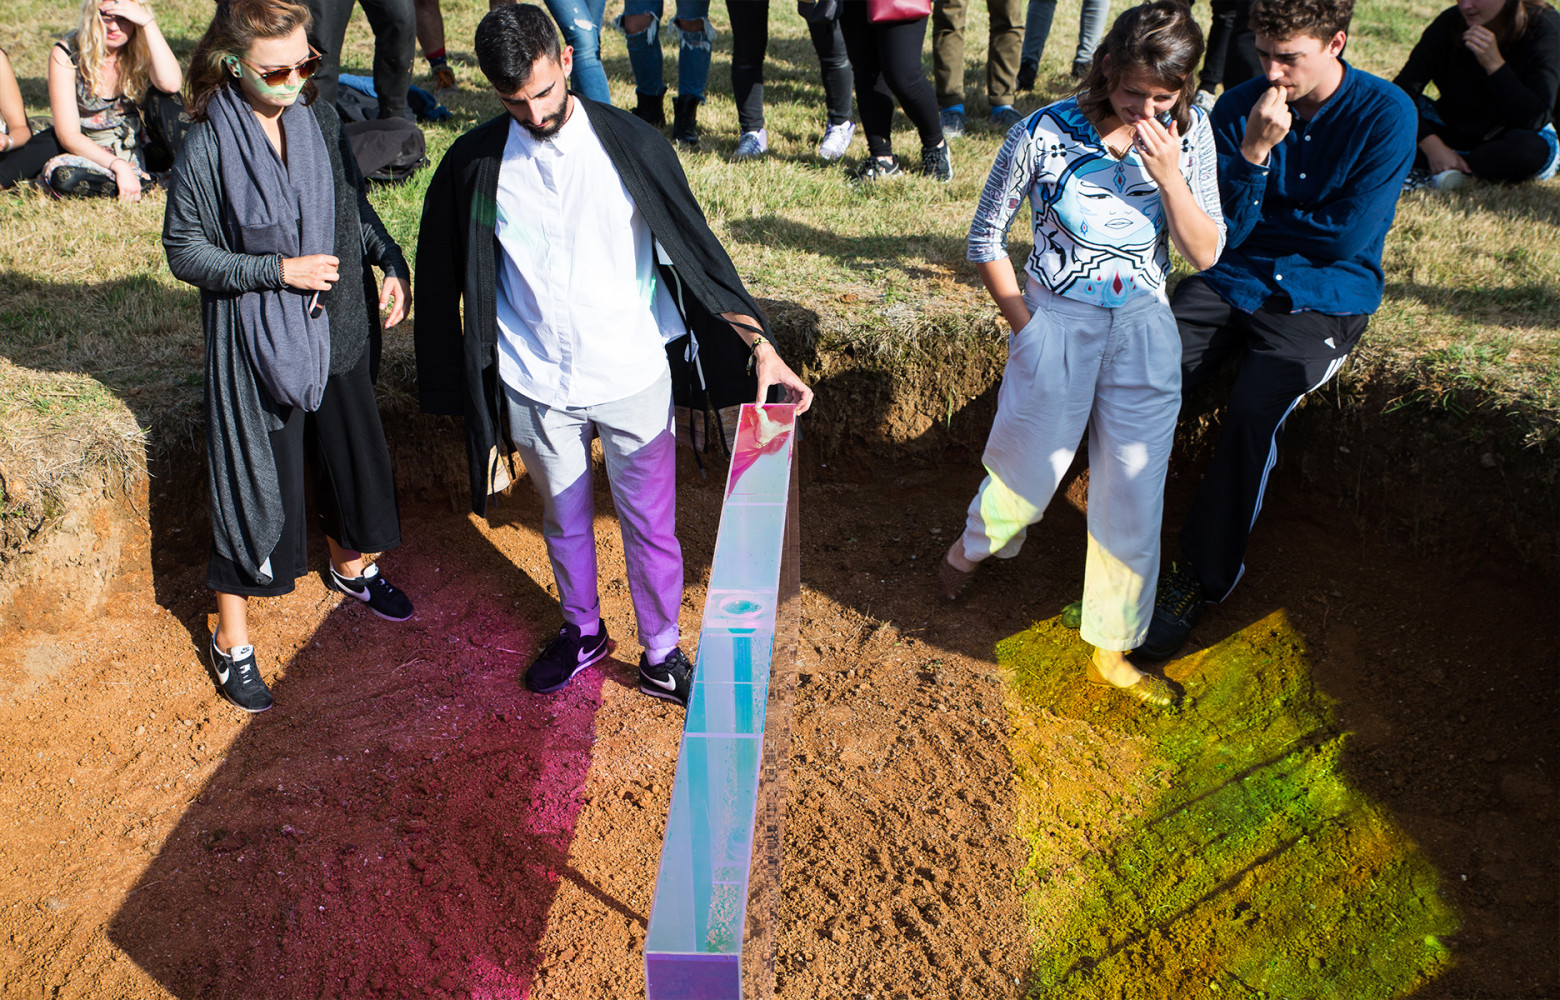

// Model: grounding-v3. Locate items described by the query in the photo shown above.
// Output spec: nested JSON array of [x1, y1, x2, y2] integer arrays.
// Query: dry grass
[[0, 0, 1556, 532]]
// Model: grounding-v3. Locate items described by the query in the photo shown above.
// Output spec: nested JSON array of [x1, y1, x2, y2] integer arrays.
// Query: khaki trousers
[[932, 0, 1025, 109]]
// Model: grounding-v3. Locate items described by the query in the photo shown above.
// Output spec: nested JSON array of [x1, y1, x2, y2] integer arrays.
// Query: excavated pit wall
[[3, 318, 1555, 637]]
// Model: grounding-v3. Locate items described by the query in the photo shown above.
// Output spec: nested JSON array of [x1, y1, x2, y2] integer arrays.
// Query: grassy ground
[[4, 0, 1558, 459]]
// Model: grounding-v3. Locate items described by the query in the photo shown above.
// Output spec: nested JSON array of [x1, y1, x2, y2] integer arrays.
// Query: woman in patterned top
[[941, 0, 1225, 708], [42, 0, 181, 200]]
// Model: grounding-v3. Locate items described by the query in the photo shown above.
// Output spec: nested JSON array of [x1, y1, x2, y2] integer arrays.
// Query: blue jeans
[[619, 0, 713, 100], [1021, 0, 1107, 74], [544, 0, 611, 103]]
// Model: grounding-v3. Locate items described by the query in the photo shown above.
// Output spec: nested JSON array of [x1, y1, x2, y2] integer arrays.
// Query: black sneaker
[[207, 636, 274, 713], [850, 155, 902, 183], [526, 622, 614, 693], [639, 647, 693, 707], [672, 95, 700, 150], [1136, 561, 1205, 661], [330, 562, 414, 621], [921, 141, 953, 182]]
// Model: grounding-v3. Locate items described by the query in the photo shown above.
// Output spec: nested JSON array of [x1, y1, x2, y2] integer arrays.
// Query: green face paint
[[249, 72, 303, 101]]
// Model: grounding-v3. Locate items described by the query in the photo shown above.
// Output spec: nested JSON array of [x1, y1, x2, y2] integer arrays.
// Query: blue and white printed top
[[967, 97, 1225, 309]]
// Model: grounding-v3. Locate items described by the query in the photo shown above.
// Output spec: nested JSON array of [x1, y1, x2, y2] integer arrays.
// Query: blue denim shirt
[[1202, 62, 1417, 317]]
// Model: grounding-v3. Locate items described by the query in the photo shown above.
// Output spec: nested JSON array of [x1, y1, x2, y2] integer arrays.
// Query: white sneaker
[[1430, 168, 1467, 190], [732, 128, 769, 161], [1193, 89, 1217, 113], [818, 120, 856, 161]]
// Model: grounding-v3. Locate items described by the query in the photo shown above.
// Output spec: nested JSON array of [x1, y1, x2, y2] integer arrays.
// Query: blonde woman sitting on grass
[[41, 0, 181, 200]]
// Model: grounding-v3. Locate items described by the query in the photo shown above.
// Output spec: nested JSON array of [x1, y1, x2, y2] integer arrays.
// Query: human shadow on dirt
[[107, 465, 650, 998]]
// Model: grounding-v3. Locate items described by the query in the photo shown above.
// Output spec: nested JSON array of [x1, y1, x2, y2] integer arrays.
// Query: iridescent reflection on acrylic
[[645, 404, 797, 1000]]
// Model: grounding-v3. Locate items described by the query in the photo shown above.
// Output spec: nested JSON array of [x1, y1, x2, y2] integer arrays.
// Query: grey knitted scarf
[[208, 84, 335, 411]]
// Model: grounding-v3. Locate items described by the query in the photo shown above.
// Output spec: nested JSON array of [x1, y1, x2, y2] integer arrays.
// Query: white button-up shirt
[[494, 107, 683, 408]]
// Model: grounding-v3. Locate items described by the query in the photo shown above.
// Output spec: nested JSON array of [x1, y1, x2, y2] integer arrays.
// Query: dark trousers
[[1417, 124, 1553, 182], [1171, 277, 1368, 602], [208, 355, 402, 597], [1199, 0, 1259, 91], [727, 0, 855, 133], [0, 129, 63, 189], [307, 0, 417, 120], [839, 1, 942, 157]]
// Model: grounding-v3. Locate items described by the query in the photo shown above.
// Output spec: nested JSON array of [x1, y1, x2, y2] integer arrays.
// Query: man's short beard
[[524, 106, 567, 139]]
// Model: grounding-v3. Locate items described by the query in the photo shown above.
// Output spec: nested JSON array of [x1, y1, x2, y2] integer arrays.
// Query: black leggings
[[0, 128, 62, 189], [1419, 124, 1553, 183], [727, 0, 854, 133], [838, 1, 942, 157], [1199, 0, 1259, 91]]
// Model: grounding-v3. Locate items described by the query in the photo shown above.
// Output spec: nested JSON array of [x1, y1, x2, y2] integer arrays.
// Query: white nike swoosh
[[216, 664, 230, 684], [643, 671, 678, 691]]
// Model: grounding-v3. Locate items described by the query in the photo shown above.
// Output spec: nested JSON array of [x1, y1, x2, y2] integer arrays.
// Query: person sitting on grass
[[163, 0, 416, 713], [1394, 0, 1560, 190], [942, 0, 1225, 709], [40, 0, 181, 200], [1138, 0, 1417, 660], [0, 47, 65, 190]]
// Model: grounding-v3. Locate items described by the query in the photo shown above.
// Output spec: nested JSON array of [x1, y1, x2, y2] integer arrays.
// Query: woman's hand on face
[[379, 276, 410, 328], [1133, 116, 1183, 188], [111, 158, 142, 202], [282, 254, 340, 291], [100, 0, 154, 27], [1463, 24, 1504, 72]]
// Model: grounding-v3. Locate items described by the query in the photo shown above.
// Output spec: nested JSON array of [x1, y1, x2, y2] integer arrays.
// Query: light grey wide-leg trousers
[[959, 285, 1182, 651], [504, 368, 683, 654]]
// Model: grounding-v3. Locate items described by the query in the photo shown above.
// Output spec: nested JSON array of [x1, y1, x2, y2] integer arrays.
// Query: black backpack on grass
[[342, 117, 427, 185]]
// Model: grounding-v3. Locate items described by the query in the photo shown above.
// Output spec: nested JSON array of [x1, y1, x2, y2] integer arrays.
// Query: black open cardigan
[[414, 97, 764, 516]]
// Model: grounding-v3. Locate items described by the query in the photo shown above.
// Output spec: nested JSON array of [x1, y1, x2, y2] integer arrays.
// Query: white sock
[[645, 645, 675, 667], [576, 618, 601, 638]]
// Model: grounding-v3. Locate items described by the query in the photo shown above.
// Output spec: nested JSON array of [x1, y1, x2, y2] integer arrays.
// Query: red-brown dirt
[[0, 433, 1554, 998]]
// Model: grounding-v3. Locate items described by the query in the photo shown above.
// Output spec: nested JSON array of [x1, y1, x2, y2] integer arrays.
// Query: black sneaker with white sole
[[207, 636, 274, 713], [639, 647, 694, 708], [526, 621, 614, 693], [329, 562, 414, 621], [1136, 560, 1206, 661]]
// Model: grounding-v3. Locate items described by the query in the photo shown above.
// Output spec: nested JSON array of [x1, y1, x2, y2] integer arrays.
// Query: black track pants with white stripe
[[1170, 277, 1368, 602]]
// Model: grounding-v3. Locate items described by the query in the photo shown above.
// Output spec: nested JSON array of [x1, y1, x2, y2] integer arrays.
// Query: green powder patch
[[998, 611, 1457, 997]]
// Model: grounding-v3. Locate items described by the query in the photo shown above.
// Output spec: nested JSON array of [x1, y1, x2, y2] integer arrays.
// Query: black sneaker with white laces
[[1136, 560, 1205, 661], [639, 648, 694, 708], [329, 562, 414, 621], [921, 141, 953, 182], [207, 636, 274, 713], [526, 621, 614, 693]]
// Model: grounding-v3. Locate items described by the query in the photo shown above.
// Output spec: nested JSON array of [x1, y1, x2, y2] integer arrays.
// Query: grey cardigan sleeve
[[162, 125, 286, 294]]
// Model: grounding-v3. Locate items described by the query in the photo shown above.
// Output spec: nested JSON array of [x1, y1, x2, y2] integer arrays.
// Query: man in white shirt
[[416, 4, 812, 707]]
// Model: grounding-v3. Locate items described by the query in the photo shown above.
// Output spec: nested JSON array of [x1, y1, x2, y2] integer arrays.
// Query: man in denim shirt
[[1141, 0, 1416, 659]]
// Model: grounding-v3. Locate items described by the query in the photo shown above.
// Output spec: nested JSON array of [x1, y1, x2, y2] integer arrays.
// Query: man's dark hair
[[1249, 0, 1354, 44], [474, 3, 561, 92]]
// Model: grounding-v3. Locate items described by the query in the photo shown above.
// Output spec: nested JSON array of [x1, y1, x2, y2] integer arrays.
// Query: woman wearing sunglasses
[[164, 0, 415, 713], [41, 0, 181, 199]]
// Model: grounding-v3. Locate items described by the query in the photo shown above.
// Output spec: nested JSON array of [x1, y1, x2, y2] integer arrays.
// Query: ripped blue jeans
[[543, 0, 611, 103], [618, 0, 712, 100]]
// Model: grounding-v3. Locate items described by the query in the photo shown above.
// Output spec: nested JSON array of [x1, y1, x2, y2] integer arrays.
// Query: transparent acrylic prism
[[645, 403, 800, 1000]]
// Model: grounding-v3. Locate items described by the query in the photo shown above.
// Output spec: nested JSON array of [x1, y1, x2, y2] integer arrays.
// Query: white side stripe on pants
[[1249, 353, 1349, 533]]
